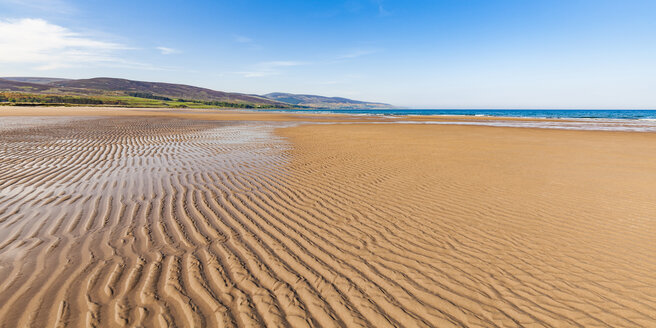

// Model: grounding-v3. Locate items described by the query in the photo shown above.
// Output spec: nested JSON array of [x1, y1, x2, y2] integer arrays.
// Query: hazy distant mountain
[[264, 92, 395, 109]]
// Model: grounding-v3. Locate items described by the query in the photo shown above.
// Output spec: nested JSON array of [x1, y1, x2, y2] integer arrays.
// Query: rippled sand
[[1, 108, 655, 327]]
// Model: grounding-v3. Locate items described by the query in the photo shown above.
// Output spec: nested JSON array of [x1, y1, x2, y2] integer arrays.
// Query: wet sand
[[1, 107, 655, 327]]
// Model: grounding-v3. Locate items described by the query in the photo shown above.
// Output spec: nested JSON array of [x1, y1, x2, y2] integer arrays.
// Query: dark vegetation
[[127, 92, 173, 101], [0, 92, 108, 105]]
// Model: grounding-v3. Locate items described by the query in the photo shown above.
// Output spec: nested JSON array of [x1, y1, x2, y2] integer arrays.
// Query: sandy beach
[[1, 107, 655, 327]]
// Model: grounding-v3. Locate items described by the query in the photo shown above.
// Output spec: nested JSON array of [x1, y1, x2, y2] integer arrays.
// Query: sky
[[1, 0, 655, 108]]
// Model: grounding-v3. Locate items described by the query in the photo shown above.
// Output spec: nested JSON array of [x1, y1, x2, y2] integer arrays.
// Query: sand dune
[[1, 110, 655, 327]]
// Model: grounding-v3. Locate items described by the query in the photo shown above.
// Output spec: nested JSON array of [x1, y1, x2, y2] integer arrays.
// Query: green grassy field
[[0, 92, 288, 109]]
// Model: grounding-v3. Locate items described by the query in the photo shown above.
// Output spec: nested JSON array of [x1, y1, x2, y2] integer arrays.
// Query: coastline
[[3, 106, 656, 132], [0, 107, 655, 326]]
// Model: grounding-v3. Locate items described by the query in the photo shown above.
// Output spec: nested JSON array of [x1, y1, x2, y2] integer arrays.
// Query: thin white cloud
[[0, 18, 126, 70], [157, 46, 179, 55], [238, 71, 273, 78], [236, 61, 307, 78], [337, 49, 378, 59], [0, 0, 75, 14], [262, 61, 306, 67], [234, 35, 252, 43], [372, 0, 390, 16]]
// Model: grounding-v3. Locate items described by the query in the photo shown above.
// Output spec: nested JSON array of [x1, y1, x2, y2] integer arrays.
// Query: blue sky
[[1, 0, 655, 108]]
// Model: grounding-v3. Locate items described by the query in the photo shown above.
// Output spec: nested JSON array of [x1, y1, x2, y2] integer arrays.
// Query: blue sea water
[[258, 109, 656, 132], [265, 109, 656, 120]]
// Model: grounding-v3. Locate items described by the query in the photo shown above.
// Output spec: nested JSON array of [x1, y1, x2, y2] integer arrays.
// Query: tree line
[[0, 93, 114, 105], [127, 92, 173, 101]]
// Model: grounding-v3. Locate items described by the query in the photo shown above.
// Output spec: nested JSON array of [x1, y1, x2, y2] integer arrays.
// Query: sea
[[261, 109, 656, 132], [265, 109, 656, 120]]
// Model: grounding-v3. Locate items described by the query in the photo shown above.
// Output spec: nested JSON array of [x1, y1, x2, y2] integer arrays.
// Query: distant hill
[[1, 77, 396, 109], [50, 78, 282, 105], [0, 77, 288, 107], [2, 77, 71, 85], [264, 92, 395, 109], [0, 78, 51, 92]]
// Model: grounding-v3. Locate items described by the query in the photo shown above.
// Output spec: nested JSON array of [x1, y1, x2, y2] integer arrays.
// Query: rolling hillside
[[1, 77, 396, 109], [50, 78, 280, 105], [0, 77, 288, 108], [0, 78, 51, 92], [2, 77, 71, 85]]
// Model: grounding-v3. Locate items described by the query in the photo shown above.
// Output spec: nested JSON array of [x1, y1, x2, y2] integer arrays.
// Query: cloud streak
[[337, 49, 378, 59], [0, 18, 126, 70], [234, 48, 380, 79], [236, 60, 307, 78], [234, 35, 252, 43], [372, 0, 390, 16], [157, 46, 179, 55], [0, 0, 75, 14]]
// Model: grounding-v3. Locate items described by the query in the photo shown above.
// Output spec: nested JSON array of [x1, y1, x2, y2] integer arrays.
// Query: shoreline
[[3, 106, 656, 132]]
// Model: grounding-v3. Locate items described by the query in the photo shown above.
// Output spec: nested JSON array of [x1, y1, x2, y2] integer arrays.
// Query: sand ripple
[[0, 117, 300, 327], [1, 117, 655, 327]]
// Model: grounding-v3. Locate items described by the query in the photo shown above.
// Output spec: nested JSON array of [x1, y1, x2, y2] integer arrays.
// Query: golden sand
[[0, 107, 655, 327]]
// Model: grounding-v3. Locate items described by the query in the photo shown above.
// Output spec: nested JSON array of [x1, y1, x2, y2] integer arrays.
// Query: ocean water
[[265, 109, 656, 120], [262, 109, 656, 132]]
